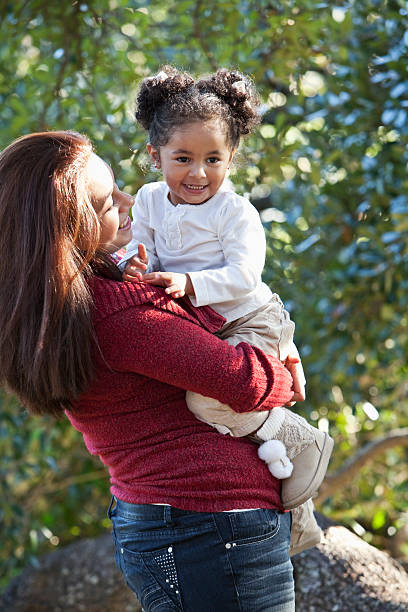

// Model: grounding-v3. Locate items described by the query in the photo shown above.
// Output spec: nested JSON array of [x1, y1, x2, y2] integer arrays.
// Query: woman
[[0, 131, 304, 611]]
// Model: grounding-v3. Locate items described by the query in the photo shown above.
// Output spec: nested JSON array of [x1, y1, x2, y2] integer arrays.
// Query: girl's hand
[[123, 243, 149, 282], [284, 343, 306, 405], [142, 271, 195, 299]]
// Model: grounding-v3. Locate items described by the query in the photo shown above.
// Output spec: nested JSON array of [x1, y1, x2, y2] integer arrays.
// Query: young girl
[[120, 66, 334, 554]]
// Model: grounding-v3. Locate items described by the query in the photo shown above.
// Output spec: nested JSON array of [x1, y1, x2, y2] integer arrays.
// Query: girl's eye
[[176, 157, 190, 163], [207, 157, 220, 164]]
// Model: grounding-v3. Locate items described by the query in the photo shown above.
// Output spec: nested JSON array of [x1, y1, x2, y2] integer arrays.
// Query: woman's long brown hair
[[0, 131, 121, 416]]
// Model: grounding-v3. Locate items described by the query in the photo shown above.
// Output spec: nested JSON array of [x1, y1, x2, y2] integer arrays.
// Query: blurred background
[[0, 0, 407, 589]]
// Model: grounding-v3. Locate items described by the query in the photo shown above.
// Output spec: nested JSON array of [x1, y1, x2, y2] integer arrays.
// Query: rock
[[0, 534, 141, 612], [1, 514, 407, 611], [292, 514, 408, 611]]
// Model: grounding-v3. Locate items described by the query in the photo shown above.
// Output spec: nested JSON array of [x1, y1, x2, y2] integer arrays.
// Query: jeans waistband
[[108, 496, 197, 521]]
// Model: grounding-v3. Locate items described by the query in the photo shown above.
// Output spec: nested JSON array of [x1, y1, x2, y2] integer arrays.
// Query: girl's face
[[85, 154, 133, 252], [147, 120, 235, 206]]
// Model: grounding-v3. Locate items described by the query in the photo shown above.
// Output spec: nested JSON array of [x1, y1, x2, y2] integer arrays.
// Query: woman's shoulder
[[88, 275, 225, 333], [88, 275, 171, 319]]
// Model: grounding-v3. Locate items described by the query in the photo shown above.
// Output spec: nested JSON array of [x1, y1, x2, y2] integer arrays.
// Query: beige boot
[[255, 406, 334, 509], [289, 499, 322, 556]]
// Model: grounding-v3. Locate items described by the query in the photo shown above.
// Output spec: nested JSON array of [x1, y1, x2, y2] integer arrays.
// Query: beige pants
[[186, 294, 295, 437]]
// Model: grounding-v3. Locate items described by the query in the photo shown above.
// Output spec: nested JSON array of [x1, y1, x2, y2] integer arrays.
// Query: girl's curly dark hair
[[135, 66, 260, 150]]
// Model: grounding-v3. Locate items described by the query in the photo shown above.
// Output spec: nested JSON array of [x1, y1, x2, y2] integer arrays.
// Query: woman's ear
[[147, 143, 160, 168]]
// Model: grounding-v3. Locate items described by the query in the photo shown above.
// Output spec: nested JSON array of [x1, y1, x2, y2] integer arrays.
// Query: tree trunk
[[1, 514, 407, 611]]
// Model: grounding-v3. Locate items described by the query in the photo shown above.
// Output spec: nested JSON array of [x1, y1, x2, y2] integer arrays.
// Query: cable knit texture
[[67, 276, 294, 512], [277, 409, 316, 460], [256, 406, 315, 459]]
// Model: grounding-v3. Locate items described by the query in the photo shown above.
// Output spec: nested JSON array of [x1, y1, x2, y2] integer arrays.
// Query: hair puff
[[136, 66, 195, 130], [197, 69, 261, 135]]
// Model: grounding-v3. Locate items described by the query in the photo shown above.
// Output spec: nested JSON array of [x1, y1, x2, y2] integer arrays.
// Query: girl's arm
[[141, 196, 267, 304], [189, 198, 266, 307], [96, 302, 295, 413]]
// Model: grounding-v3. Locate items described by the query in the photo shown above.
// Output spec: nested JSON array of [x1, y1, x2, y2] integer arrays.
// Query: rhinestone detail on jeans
[[154, 546, 179, 589]]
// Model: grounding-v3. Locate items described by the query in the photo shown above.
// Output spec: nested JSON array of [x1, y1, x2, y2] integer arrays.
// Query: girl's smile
[[147, 120, 235, 206]]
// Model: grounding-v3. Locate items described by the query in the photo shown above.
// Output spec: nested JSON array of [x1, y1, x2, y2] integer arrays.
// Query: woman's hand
[[123, 243, 148, 282], [142, 271, 195, 299], [284, 343, 306, 406]]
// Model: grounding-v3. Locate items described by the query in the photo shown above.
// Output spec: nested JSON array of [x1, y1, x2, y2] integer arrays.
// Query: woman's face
[[85, 153, 133, 253]]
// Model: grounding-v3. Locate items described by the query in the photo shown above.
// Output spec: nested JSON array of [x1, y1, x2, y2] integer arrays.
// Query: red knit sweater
[[67, 276, 294, 512]]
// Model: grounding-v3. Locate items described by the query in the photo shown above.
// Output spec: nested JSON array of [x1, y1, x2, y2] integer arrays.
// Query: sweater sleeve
[[96, 302, 293, 413]]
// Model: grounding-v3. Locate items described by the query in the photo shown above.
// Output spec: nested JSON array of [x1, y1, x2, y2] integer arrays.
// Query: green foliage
[[1, 0, 407, 588], [0, 392, 109, 585]]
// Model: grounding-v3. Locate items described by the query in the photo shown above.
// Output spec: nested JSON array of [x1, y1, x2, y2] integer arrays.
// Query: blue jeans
[[108, 497, 295, 611]]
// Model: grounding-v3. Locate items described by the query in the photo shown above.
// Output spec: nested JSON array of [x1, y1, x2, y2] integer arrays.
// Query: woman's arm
[[96, 303, 294, 413]]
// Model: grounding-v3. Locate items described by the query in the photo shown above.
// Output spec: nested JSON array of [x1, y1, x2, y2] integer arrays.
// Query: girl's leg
[[289, 499, 321, 557], [187, 299, 333, 509], [108, 498, 295, 612], [255, 407, 334, 509], [186, 296, 294, 437], [186, 388, 269, 437], [186, 297, 291, 439], [187, 297, 331, 556]]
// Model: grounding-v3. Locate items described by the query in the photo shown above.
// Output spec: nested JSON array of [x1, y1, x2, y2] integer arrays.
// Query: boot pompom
[[258, 440, 293, 479], [258, 439, 286, 463], [267, 456, 293, 479]]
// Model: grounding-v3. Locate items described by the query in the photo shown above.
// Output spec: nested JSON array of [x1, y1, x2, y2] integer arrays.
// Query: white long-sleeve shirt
[[119, 181, 273, 322]]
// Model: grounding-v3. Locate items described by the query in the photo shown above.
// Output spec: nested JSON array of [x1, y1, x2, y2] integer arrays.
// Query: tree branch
[[315, 428, 408, 504], [24, 469, 108, 512]]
